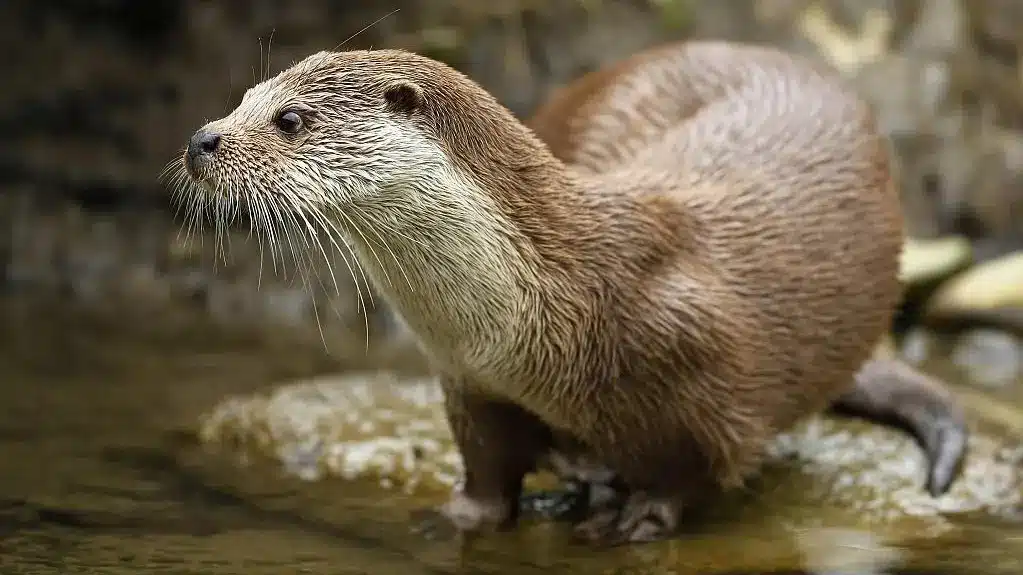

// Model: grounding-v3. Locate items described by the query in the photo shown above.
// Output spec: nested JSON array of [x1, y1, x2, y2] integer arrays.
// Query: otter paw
[[439, 491, 514, 531], [412, 491, 515, 540], [572, 507, 622, 542], [573, 492, 681, 545]]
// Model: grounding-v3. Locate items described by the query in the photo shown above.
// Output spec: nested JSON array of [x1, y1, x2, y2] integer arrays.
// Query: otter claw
[[925, 423, 968, 497], [615, 494, 679, 543], [572, 492, 680, 545], [573, 508, 620, 542]]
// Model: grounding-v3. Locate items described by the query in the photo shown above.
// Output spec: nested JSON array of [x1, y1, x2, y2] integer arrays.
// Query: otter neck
[[344, 160, 614, 379]]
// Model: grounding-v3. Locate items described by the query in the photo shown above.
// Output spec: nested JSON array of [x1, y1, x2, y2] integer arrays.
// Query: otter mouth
[[182, 150, 214, 184], [179, 153, 222, 197]]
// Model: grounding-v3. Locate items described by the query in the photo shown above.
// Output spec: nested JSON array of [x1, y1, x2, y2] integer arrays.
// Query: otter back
[[530, 41, 904, 432]]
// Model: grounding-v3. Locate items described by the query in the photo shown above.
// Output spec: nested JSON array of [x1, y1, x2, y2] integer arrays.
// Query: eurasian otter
[[170, 40, 967, 544]]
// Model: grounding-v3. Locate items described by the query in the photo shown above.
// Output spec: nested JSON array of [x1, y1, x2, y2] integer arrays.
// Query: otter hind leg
[[570, 401, 762, 545], [573, 490, 686, 544], [829, 358, 969, 496]]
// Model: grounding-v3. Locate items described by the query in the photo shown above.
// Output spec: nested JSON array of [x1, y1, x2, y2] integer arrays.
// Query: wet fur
[[527, 44, 969, 502], [171, 41, 967, 543]]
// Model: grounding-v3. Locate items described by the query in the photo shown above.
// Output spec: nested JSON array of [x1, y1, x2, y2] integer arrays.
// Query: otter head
[[177, 49, 474, 217], [170, 49, 570, 370]]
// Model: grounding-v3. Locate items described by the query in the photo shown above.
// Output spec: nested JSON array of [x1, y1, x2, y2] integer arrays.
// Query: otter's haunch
[[171, 40, 968, 545]]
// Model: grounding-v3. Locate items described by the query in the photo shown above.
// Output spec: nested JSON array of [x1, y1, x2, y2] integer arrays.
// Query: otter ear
[[383, 81, 423, 116]]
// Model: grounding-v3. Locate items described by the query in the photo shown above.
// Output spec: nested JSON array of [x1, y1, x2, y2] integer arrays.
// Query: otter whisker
[[301, 201, 374, 350], [265, 29, 276, 83], [157, 157, 181, 191], [175, 182, 195, 245], [349, 204, 416, 293], [248, 192, 271, 288], [332, 208, 381, 321], [236, 171, 278, 278], [285, 196, 345, 309], [258, 36, 264, 84], [222, 190, 240, 267], [212, 183, 233, 270], [182, 180, 205, 254], [210, 191, 222, 270], [263, 185, 290, 278], [295, 226, 351, 355], [159, 160, 190, 227], [224, 66, 234, 116], [333, 206, 396, 291], [301, 200, 371, 307], [300, 200, 373, 307], [195, 183, 212, 259], [268, 189, 303, 280], [266, 196, 315, 283], [266, 196, 290, 279], [279, 199, 338, 352], [262, 191, 296, 281], [271, 192, 312, 288], [166, 174, 188, 228], [218, 189, 234, 267], [332, 9, 400, 52], [277, 192, 361, 322]]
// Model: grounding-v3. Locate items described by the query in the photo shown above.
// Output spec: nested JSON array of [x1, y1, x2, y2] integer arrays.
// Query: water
[[1, 297, 1021, 574]]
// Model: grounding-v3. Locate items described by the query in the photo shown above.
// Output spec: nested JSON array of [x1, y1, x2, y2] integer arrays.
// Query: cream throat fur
[[340, 156, 562, 378]]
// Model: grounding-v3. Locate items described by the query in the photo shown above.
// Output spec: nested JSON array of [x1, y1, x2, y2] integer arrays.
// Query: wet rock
[[895, 235, 974, 335], [198, 372, 1023, 536], [950, 329, 1023, 388], [927, 251, 1023, 314], [900, 235, 974, 291], [898, 325, 1022, 391], [199, 373, 458, 492], [899, 328, 935, 366]]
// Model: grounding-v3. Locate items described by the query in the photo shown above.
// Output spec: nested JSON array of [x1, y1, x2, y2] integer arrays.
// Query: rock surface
[[198, 372, 1023, 538], [928, 251, 1023, 314]]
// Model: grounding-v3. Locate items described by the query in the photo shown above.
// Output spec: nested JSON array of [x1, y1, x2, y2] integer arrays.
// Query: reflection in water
[[1, 298, 1021, 574]]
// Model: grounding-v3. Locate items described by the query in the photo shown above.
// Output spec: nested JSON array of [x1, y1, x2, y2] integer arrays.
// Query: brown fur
[[173, 40, 966, 544], [527, 43, 969, 504]]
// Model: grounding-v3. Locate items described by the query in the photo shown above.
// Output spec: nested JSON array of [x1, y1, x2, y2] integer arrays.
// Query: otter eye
[[274, 110, 304, 135]]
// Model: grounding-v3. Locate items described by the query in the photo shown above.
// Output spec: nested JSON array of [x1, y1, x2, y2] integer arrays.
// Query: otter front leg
[[439, 377, 553, 532]]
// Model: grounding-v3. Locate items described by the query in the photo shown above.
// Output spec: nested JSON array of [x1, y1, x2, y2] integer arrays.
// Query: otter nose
[[187, 130, 222, 159]]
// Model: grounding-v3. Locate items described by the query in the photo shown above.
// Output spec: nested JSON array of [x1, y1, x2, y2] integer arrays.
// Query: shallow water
[[2, 297, 1022, 574]]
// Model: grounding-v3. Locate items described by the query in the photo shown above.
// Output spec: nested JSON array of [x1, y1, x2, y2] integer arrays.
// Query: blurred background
[[1, 1, 1022, 574]]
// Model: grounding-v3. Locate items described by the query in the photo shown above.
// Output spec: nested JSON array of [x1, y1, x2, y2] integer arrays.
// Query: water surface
[[2, 297, 1021, 574]]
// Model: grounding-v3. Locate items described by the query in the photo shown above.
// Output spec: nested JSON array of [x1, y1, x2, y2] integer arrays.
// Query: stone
[[899, 235, 973, 287], [928, 251, 1023, 313], [951, 329, 1023, 388], [198, 371, 1023, 538]]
